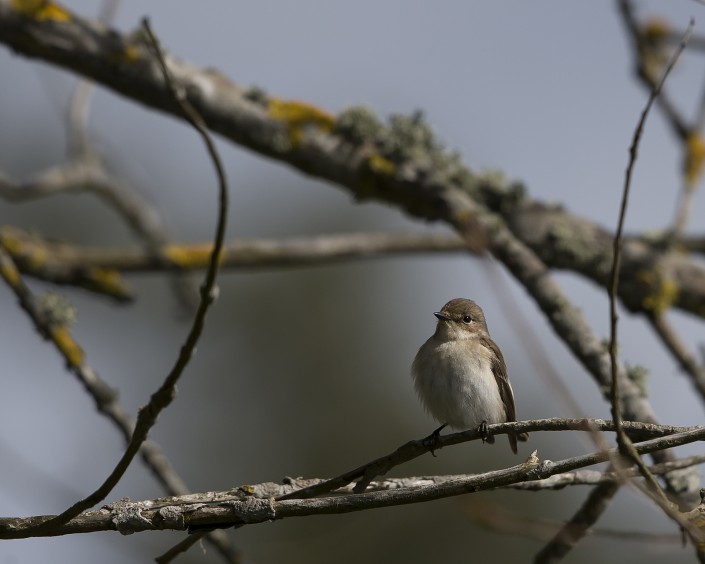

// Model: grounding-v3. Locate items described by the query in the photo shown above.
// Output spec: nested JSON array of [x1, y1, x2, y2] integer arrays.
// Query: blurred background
[[1, 1, 705, 562]]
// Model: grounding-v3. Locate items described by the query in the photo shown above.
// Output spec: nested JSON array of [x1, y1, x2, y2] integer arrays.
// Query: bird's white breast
[[412, 337, 506, 430]]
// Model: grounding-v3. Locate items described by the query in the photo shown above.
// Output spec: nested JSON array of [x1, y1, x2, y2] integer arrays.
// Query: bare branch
[[465, 498, 680, 545], [512, 454, 705, 490], [2, 424, 704, 539], [13, 18, 230, 538], [0, 227, 465, 274], [278, 418, 698, 501], [617, 2, 705, 241], [617, 1, 689, 139], [647, 312, 705, 397], [0, 157, 198, 307], [0, 244, 246, 558], [1, 4, 705, 319], [535, 478, 620, 563], [66, 0, 120, 156], [607, 18, 698, 550]]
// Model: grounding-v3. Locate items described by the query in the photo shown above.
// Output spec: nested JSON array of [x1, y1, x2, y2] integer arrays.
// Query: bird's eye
[[462, 315, 472, 323]]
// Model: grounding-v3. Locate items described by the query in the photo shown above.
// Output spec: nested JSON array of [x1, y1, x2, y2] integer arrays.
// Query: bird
[[412, 298, 528, 454]]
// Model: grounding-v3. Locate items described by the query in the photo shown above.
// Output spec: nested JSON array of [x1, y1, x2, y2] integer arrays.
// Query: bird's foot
[[479, 420, 489, 444], [423, 423, 447, 457]]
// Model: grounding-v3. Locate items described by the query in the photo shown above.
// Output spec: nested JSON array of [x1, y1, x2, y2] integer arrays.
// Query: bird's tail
[[508, 431, 529, 455]]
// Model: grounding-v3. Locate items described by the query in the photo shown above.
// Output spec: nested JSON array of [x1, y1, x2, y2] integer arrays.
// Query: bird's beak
[[434, 311, 451, 321]]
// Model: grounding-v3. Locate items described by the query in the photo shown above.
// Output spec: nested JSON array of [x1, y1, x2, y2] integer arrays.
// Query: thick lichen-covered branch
[[1, 3, 704, 320]]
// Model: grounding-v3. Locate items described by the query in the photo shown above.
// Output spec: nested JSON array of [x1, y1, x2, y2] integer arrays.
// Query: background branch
[[2, 3, 705, 321]]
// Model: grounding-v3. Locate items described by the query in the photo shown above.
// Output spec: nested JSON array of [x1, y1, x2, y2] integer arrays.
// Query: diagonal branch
[[534, 477, 620, 564], [1, 4, 705, 319], [647, 312, 705, 395]]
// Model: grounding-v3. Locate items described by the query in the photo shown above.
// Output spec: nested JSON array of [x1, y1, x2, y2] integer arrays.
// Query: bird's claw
[[479, 420, 489, 444], [423, 423, 447, 457]]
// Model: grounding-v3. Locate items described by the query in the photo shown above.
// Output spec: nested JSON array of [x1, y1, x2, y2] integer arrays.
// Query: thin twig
[[486, 257, 621, 564], [534, 475, 620, 563], [672, 182, 699, 241], [617, 0, 690, 139], [483, 262, 611, 452], [155, 533, 206, 564], [647, 312, 705, 399], [0, 247, 169, 476], [12, 18, 230, 538], [0, 152, 196, 306], [0, 238, 239, 560], [618, 1, 704, 240], [465, 498, 680, 544], [608, 13, 693, 532], [511, 453, 705, 490], [67, 0, 120, 155], [11, 0, 198, 310]]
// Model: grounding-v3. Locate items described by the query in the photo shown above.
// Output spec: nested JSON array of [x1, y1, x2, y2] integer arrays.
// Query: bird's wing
[[479, 335, 516, 422]]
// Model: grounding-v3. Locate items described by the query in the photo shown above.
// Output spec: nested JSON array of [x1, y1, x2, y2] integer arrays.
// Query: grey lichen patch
[[244, 85, 269, 107], [667, 467, 703, 497], [625, 363, 649, 397], [474, 168, 508, 187], [379, 110, 438, 162], [35, 292, 77, 328], [223, 496, 276, 524], [108, 499, 153, 535], [376, 110, 468, 184], [334, 106, 383, 144], [545, 215, 612, 276], [506, 181, 527, 203], [641, 229, 673, 248], [335, 107, 473, 189], [156, 506, 185, 529], [469, 171, 527, 213], [547, 292, 571, 315]]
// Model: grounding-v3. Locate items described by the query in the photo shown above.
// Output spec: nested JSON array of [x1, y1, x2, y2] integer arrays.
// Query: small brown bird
[[412, 298, 528, 453]]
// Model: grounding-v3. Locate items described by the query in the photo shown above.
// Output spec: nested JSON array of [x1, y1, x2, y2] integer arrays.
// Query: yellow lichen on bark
[[164, 245, 213, 268], [638, 269, 679, 315], [684, 133, 705, 188], [11, 0, 71, 22], [268, 98, 335, 145], [51, 326, 85, 366]]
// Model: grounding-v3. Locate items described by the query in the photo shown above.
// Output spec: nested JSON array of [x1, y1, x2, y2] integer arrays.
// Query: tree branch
[[607, 13, 691, 523], [12, 17, 230, 538], [2, 422, 704, 539], [278, 418, 697, 501], [1, 3, 704, 319]]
